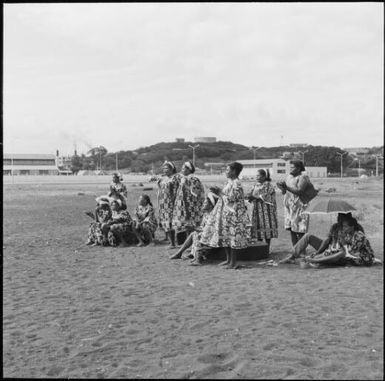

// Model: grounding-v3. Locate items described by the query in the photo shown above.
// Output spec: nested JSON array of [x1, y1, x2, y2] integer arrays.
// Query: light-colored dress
[[249, 181, 278, 240], [200, 178, 251, 249], [283, 174, 310, 234], [134, 204, 158, 242], [172, 173, 205, 233], [157, 175, 178, 232]]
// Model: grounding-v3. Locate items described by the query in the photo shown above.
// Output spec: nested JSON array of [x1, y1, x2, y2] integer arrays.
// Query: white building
[[237, 159, 327, 179], [304, 167, 327, 178], [3, 154, 59, 175]]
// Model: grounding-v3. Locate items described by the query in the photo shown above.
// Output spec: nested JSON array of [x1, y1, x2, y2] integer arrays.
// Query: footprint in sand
[[197, 352, 229, 364]]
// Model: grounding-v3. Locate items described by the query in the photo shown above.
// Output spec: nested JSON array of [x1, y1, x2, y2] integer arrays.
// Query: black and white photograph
[[3, 2, 383, 379]]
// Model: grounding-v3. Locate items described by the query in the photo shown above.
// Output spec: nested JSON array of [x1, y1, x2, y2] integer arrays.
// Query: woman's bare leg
[[170, 232, 193, 259], [226, 248, 239, 269], [219, 247, 231, 266]]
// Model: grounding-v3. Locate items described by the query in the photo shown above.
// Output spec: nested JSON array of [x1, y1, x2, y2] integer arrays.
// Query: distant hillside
[[72, 142, 384, 175]]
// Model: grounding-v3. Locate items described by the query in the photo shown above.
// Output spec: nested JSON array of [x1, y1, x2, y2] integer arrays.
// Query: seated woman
[[86, 198, 112, 246], [132, 194, 158, 247], [169, 186, 220, 263], [279, 212, 377, 266], [103, 199, 137, 247]]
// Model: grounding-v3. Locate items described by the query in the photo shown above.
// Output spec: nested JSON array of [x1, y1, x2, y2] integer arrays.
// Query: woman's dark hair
[[141, 194, 153, 207], [228, 162, 243, 177], [291, 160, 306, 172], [338, 212, 364, 233], [257, 169, 271, 182]]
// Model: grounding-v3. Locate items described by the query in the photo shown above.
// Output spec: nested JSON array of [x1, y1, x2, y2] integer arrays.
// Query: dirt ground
[[3, 176, 383, 379]]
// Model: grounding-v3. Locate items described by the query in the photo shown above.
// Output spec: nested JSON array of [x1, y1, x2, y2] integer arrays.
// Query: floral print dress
[[134, 204, 158, 243], [283, 174, 310, 234], [172, 173, 205, 233], [110, 182, 128, 198], [157, 175, 178, 232], [87, 207, 112, 246], [200, 178, 251, 249], [107, 209, 136, 246], [331, 228, 374, 266], [249, 181, 278, 240]]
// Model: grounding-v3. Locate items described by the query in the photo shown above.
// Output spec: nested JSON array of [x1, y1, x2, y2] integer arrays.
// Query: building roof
[[3, 165, 58, 170], [3, 153, 56, 160]]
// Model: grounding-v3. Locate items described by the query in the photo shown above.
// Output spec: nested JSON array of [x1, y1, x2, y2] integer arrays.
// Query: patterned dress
[[157, 175, 178, 232], [172, 173, 205, 233], [134, 204, 158, 243], [87, 207, 112, 246], [190, 196, 217, 261], [328, 225, 374, 266], [200, 179, 251, 249], [107, 210, 136, 246], [249, 181, 278, 240], [283, 174, 310, 234], [110, 181, 128, 198]]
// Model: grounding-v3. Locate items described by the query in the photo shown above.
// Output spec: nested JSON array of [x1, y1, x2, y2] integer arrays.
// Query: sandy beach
[[3, 176, 383, 379]]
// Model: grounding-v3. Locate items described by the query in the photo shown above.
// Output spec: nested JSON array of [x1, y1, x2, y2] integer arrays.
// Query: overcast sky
[[3, 2, 383, 155]]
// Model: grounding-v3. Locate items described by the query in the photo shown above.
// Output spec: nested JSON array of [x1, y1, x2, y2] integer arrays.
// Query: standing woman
[[172, 160, 205, 240], [200, 162, 251, 269], [246, 169, 278, 253], [277, 160, 310, 248], [109, 172, 128, 199], [157, 161, 178, 248]]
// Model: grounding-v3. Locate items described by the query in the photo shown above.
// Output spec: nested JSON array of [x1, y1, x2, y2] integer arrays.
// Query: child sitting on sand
[[132, 194, 158, 247]]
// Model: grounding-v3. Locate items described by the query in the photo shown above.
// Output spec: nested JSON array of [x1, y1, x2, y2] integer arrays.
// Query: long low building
[[3, 154, 59, 175]]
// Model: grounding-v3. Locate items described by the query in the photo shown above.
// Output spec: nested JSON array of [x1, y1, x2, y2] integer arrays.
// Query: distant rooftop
[[4, 153, 56, 160]]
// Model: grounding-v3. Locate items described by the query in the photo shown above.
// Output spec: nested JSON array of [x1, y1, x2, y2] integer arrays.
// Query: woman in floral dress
[[132, 194, 158, 247], [280, 213, 376, 266], [105, 199, 136, 247], [86, 199, 112, 246], [277, 161, 310, 248], [169, 186, 220, 261], [200, 162, 251, 269], [172, 160, 205, 239], [157, 161, 178, 248], [109, 172, 128, 198], [246, 169, 278, 253]]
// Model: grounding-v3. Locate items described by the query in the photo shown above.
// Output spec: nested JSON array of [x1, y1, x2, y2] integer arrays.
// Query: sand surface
[[3, 177, 383, 379]]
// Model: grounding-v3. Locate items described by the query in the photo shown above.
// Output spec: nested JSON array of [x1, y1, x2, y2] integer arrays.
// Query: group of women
[[85, 160, 379, 269], [86, 173, 157, 247]]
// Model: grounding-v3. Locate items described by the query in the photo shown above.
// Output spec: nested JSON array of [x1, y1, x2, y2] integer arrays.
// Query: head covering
[[162, 161, 177, 174], [111, 199, 122, 208], [257, 168, 271, 181], [184, 160, 195, 173]]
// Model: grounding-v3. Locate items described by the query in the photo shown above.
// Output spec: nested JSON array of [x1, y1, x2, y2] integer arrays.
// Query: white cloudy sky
[[3, 2, 383, 155]]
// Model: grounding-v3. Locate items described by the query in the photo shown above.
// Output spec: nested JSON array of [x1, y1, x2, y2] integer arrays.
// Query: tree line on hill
[[70, 141, 384, 175]]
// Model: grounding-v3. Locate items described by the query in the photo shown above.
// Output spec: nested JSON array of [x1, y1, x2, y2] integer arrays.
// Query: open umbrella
[[303, 198, 356, 214]]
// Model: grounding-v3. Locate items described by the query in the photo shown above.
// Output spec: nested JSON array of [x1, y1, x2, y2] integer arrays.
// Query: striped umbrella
[[303, 198, 356, 214]]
